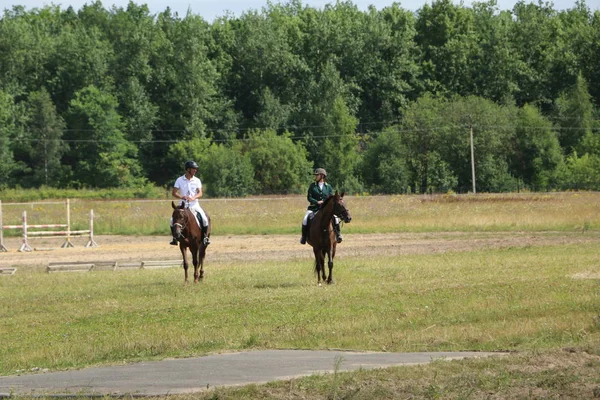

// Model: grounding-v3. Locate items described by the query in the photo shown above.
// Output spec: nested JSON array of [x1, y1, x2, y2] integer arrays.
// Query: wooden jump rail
[[47, 260, 183, 273], [0, 267, 17, 275], [0, 199, 98, 252]]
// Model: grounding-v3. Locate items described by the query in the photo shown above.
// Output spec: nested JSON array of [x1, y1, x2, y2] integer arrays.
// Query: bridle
[[333, 197, 351, 223], [173, 209, 189, 234]]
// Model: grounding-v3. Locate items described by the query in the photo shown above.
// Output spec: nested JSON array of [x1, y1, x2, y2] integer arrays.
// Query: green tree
[[118, 77, 159, 173], [361, 127, 411, 194], [509, 1, 561, 108], [244, 129, 312, 194], [415, 0, 477, 97], [564, 152, 600, 190], [554, 73, 595, 154], [469, 2, 520, 102], [165, 137, 212, 184], [511, 104, 563, 189], [0, 6, 58, 97], [66, 85, 144, 188], [399, 95, 516, 193], [46, 22, 113, 114], [0, 91, 21, 188], [442, 96, 517, 192], [294, 62, 361, 191], [253, 88, 293, 131], [24, 88, 68, 187], [203, 143, 255, 197], [397, 94, 459, 193], [168, 138, 254, 197]]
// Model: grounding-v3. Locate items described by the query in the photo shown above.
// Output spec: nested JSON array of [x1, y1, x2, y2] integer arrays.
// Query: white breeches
[[302, 210, 339, 225], [302, 210, 313, 225]]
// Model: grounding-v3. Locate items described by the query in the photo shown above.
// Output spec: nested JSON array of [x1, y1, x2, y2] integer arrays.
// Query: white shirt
[[174, 174, 202, 210]]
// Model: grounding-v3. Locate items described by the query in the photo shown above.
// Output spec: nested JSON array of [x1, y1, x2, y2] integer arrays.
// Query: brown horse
[[306, 191, 351, 285], [171, 201, 211, 284]]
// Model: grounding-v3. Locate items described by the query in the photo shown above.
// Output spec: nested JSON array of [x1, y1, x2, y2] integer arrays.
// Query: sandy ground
[[1, 231, 599, 270]]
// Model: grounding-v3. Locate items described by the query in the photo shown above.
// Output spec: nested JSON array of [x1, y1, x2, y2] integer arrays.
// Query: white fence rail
[[0, 199, 98, 252]]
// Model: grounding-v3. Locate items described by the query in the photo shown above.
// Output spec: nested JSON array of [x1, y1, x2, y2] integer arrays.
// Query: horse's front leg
[[326, 248, 334, 285], [192, 245, 200, 283], [326, 243, 336, 284], [313, 248, 323, 286], [181, 246, 189, 285], [319, 249, 328, 284]]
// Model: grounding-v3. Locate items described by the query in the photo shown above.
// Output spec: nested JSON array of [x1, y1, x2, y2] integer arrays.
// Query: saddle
[[306, 210, 329, 233]]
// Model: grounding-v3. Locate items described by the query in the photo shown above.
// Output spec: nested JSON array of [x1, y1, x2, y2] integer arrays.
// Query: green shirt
[[307, 181, 334, 211]]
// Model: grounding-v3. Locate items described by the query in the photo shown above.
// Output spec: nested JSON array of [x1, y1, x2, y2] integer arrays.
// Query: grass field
[[1, 192, 600, 398], [1, 192, 600, 236]]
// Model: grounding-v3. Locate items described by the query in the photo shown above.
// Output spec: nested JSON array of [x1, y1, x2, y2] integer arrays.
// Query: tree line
[[1, 0, 599, 196]]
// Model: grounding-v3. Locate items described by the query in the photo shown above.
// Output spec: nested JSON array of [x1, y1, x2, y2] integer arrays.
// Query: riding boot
[[332, 221, 343, 243], [300, 224, 308, 245], [169, 226, 178, 245], [201, 225, 211, 246]]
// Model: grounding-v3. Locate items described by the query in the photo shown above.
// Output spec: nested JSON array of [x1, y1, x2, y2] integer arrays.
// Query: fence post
[[0, 200, 7, 252], [61, 199, 75, 248], [85, 209, 98, 248], [18, 210, 33, 252]]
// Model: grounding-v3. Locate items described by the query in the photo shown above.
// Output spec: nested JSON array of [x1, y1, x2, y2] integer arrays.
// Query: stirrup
[[300, 237, 306, 245], [170, 238, 178, 245], [203, 236, 211, 245], [336, 235, 343, 244]]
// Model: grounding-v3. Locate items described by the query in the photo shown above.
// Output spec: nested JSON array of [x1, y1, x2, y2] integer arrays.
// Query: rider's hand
[[317, 200, 323, 205]]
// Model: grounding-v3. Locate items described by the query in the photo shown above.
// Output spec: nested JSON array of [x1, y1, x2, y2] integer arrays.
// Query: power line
[[5, 126, 597, 143]]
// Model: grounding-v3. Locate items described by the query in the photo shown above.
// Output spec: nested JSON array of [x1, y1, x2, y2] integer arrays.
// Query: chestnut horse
[[171, 201, 211, 284], [306, 191, 351, 285]]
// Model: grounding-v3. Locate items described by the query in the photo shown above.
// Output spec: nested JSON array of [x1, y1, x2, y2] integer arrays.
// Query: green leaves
[[0, 1, 599, 192], [66, 85, 145, 188]]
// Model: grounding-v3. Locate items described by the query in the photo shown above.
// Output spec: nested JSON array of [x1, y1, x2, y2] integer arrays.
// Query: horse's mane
[[322, 194, 335, 206]]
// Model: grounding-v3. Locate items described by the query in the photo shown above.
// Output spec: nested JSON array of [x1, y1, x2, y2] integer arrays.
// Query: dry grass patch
[[1, 192, 600, 236]]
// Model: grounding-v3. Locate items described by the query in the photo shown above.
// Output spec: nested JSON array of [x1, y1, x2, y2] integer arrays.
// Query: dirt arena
[[2, 231, 599, 271]]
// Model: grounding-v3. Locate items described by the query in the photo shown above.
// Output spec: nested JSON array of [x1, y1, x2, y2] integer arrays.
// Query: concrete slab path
[[0, 350, 503, 397]]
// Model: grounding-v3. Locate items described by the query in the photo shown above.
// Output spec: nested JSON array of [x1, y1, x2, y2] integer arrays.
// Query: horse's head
[[333, 191, 351, 223], [171, 201, 189, 239]]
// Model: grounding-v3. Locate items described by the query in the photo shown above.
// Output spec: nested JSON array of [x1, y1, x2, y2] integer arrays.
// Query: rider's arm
[[172, 186, 182, 199], [190, 187, 202, 201], [307, 183, 319, 205]]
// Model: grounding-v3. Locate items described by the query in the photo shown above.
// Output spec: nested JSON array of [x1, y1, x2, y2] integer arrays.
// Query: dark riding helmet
[[314, 168, 327, 177], [185, 160, 199, 170]]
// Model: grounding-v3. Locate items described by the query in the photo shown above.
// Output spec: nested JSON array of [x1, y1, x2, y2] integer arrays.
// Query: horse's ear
[[334, 190, 339, 196], [172, 201, 176, 209], [340, 191, 345, 198]]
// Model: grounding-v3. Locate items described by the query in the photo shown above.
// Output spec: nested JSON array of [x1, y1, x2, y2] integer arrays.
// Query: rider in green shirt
[[300, 168, 343, 244]]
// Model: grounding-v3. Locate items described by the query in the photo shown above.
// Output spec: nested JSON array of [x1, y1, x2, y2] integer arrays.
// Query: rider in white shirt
[[169, 160, 210, 246]]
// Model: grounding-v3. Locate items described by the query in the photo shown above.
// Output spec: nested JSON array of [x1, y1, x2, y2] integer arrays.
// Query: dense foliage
[[1, 0, 599, 195]]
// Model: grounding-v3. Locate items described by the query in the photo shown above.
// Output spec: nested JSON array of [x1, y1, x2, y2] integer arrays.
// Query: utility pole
[[470, 124, 476, 194]]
